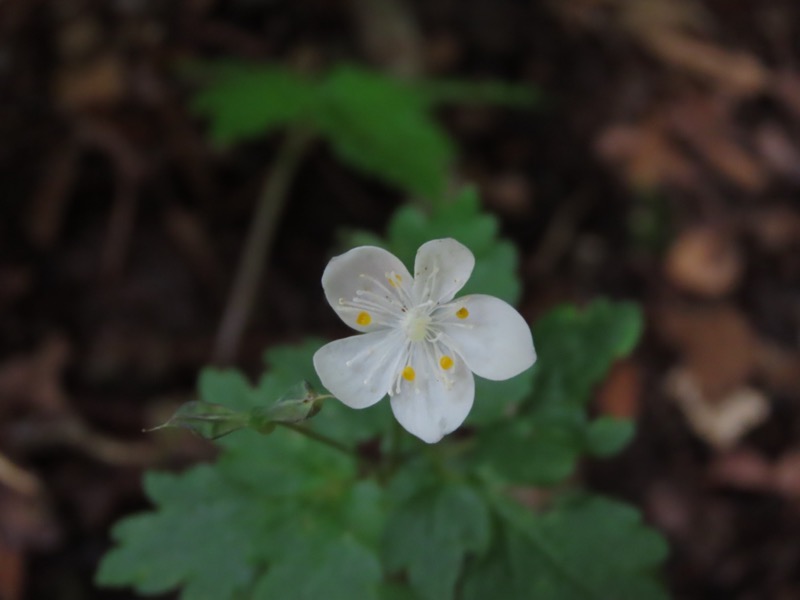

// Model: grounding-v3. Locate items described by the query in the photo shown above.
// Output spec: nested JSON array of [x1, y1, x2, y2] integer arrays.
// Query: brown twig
[[0, 452, 41, 497]]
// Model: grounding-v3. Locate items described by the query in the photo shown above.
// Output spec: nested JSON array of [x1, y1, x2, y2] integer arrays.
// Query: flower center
[[403, 312, 431, 342]]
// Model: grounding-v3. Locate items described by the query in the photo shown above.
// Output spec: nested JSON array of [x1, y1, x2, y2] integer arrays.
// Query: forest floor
[[1, 0, 800, 598]]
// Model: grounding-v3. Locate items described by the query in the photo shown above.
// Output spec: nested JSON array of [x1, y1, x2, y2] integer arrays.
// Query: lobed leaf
[[462, 494, 669, 600], [191, 65, 316, 144], [382, 483, 491, 600], [470, 299, 643, 485]]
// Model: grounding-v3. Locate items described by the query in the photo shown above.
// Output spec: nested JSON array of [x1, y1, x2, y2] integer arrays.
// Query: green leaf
[[585, 417, 635, 458], [191, 64, 316, 144], [189, 63, 538, 200], [96, 467, 261, 599], [253, 533, 382, 600], [198, 368, 256, 411], [468, 369, 534, 426], [98, 425, 383, 598], [528, 299, 643, 409], [462, 495, 669, 600], [98, 339, 391, 599], [473, 408, 585, 486], [383, 483, 490, 600], [315, 66, 454, 200]]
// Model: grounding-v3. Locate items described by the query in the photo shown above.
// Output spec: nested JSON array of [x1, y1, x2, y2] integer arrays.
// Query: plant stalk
[[213, 129, 313, 364], [276, 422, 354, 457]]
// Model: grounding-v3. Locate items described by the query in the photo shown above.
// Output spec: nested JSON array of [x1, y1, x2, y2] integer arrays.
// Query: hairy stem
[[214, 129, 313, 363]]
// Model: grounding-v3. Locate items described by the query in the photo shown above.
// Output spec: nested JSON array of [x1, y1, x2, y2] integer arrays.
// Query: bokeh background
[[2, 0, 800, 598]]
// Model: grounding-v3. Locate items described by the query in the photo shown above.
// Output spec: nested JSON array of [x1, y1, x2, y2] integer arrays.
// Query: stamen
[[440, 355, 454, 370], [387, 271, 415, 307], [395, 341, 416, 394], [360, 273, 406, 308], [351, 293, 400, 317], [356, 311, 371, 326], [402, 366, 416, 381], [356, 289, 404, 310], [338, 297, 398, 327], [456, 307, 469, 319], [422, 339, 453, 389], [418, 265, 440, 302]]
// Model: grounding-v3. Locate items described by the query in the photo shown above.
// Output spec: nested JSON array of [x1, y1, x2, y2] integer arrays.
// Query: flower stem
[[213, 129, 314, 364], [275, 422, 354, 457]]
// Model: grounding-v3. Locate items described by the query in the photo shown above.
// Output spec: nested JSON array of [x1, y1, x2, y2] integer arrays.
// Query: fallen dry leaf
[[668, 95, 768, 192], [56, 54, 125, 110], [666, 367, 770, 449], [645, 32, 768, 96], [664, 226, 743, 297], [595, 117, 698, 188], [657, 303, 758, 400], [710, 449, 800, 500], [595, 358, 642, 418]]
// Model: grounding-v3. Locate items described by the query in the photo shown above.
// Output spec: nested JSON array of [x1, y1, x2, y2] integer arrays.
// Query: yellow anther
[[456, 307, 469, 319], [395, 274, 402, 282], [388, 278, 397, 288], [402, 366, 416, 381], [356, 311, 372, 326], [440, 356, 454, 370]]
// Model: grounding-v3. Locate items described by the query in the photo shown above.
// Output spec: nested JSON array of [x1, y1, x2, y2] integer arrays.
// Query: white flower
[[313, 238, 536, 443]]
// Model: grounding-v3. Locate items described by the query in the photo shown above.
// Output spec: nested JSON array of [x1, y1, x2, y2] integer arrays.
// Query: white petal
[[412, 239, 475, 304], [439, 294, 535, 381], [322, 246, 413, 332], [390, 346, 474, 443], [313, 330, 405, 409]]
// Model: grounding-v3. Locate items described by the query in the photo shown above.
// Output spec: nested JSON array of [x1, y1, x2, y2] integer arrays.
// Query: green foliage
[[97, 192, 667, 599], [98, 343, 385, 599], [191, 65, 316, 144], [529, 300, 643, 409], [99, 311, 665, 600], [191, 64, 536, 200], [462, 494, 669, 600], [470, 299, 644, 485], [585, 416, 636, 457], [383, 483, 491, 600], [317, 67, 454, 201]]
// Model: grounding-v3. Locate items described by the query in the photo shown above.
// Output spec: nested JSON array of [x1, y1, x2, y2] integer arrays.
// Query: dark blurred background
[[2, 0, 800, 598]]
